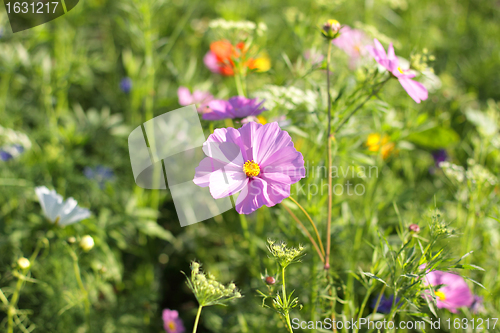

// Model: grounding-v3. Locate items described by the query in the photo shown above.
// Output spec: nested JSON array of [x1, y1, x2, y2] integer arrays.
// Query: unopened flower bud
[[17, 257, 31, 270], [80, 235, 95, 252], [265, 276, 276, 285], [322, 19, 341, 39], [67, 236, 76, 244], [409, 224, 420, 233]]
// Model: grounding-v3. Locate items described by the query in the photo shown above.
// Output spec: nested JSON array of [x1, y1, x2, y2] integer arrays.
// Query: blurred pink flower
[[203, 51, 222, 74], [162, 309, 185, 333], [332, 26, 370, 68], [203, 96, 266, 121], [177, 86, 214, 114], [304, 49, 324, 65], [366, 38, 428, 103], [193, 122, 305, 214], [423, 270, 474, 313]]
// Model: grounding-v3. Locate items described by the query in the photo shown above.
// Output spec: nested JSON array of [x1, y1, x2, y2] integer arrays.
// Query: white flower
[[35, 186, 91, 227]]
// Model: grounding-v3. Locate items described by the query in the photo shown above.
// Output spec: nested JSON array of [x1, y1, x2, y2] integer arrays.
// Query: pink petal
[[235, 177, 271, 214], [203, 51, 221, 74], [398, 77, 428, 103], [177, 86, 193, 106], [252, 122, 294, 166], [386, 43, 399, 72], [208, 169, 248, 199]]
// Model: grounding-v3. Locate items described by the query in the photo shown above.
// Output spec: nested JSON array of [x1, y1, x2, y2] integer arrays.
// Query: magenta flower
[[203, 96, 267, 121], [366, 38, 428, 103], [332, 26, 370, 68], [177, 86, 214, 114], [162, 309, 185, 333], [203, 51, 222, 74], [423, 270, 474, 313], [193, 122, 305, 214]]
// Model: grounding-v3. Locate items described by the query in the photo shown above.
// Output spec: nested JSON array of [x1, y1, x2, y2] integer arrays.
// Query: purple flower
[[177, 86, 214, 114], [432, 149, 448, 167], [366, 39, 428, 103], [371, 295, 401, 314], [203, 96, 267, 121], [471, 295, 484, 314], [162, 309, 185, 333], [0, 144, 24, 161], [332, 26, 370, 68], [120, 77, 132, 94], [193, 122, 305, 214], [423, 270, 474, 313]]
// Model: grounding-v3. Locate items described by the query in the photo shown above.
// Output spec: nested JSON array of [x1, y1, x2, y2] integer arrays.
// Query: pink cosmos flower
[[193, 122, 305, 214], [203, 96, 266, 121], [423, 270, 474, 313], [332, 26, 370, 68], [177, 86, 214, 114], [162, 309, 185, 333], [203, 51, 222, 74], [366, 38, 428, 103]]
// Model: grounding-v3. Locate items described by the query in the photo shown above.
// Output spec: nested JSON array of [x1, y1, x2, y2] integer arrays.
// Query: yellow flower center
[[397, 66, 404, 74], [328, 19, 340, 26], [243, 160, 260, 177], [435, 290, 446, 301], [257, 115, 267, 124], [167, 321, 176, 331]]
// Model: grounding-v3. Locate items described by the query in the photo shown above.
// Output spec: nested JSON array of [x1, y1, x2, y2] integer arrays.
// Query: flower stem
[[281, 203, 324, 263], [235, 73, 246, 97], [69, 248, 91, 331], [7, 272, 24, 333], [282, 266, 294, 333], [287, 196, 325, 257], [325, 41, 333, 271], [192, 305, 203, 333]]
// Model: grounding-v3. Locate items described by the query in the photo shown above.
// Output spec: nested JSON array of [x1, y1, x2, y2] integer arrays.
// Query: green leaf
[[452, 264, 485, 271], [137, 221, 174, 242], [362, 272, 388, 286], [406, 127, 460, 149]]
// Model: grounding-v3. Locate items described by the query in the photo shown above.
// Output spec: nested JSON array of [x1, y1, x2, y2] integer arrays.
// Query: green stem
[[282, 266, 294, 333], [192, 305, 203, 333], [7, 272, 24, 333], [333, 76, 391, 135], [325, 41, 333, 271], [287, 196, 325, 257], [235, 73, 246, 97], [70, 249, 91, 331]]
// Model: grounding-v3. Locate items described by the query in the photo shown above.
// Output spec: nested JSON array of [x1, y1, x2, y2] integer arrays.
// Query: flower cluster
[[267, 239, 305, 269], [465, 159, 497, 186], [253, 85, 318, 112], [0, 125, 31, 162], [208, 18, 268, 37], [204, 40, 270, 76], [185, 262, 242, 307]]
